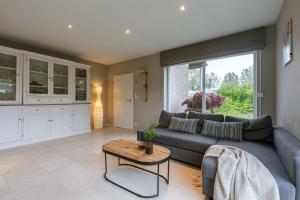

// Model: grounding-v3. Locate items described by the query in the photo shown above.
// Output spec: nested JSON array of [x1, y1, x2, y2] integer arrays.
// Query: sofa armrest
[[274, 127, 300, 200]]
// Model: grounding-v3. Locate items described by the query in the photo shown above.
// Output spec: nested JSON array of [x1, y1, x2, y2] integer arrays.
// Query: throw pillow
[[225, 115, 273, 143], [201, 120, 243, 141], [158, 110, 186, 128], [188, 111, 224, 133], [168, 117, 199, 134]]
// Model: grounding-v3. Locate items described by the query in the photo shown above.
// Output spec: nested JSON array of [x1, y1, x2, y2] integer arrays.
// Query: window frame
[[164, 50, 261, 117]]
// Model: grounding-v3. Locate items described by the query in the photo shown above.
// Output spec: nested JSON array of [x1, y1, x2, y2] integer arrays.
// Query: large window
[[165, 52, 258, 118]]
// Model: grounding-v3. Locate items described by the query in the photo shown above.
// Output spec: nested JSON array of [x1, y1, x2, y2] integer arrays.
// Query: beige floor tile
[[0, 127, 204, 200], [0, 154, 39, 174], [50, 162, 99, 191], [0, 186, 15, 200]]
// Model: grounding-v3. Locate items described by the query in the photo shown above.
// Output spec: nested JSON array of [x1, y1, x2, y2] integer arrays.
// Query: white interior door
[[113, 73, 134, 129]]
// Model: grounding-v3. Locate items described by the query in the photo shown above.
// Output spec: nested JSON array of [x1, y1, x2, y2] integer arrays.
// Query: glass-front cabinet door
[[28, 58, 49, 95], [24, 53, 74, 104], [0, 47, 21, 104], [74, 64, 90, 103], [53, 63, 69, 96]]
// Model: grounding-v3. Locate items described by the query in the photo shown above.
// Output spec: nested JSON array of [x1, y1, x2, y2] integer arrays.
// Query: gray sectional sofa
[[137, 111, 300, 200]]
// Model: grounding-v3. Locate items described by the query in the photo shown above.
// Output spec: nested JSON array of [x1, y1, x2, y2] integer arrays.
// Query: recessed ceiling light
[[125, 29, 130, 34], [67, 24, 72, 29], [180, 5, 186, 12]]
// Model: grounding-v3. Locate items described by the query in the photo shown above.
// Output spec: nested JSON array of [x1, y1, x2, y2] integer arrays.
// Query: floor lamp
[[94, 85, 103, 129]]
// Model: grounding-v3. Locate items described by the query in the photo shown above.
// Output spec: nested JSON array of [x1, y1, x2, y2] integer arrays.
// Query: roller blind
[[160, 27, 265, 66]]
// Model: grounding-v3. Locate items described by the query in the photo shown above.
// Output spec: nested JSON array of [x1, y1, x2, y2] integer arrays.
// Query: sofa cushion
[[201, 120, 243, 141], [144, 128, 218, 153], [188, 111, 224, 133], [158, 110, 186, 128], [202, 140, 296, 200], [225, 115, 273, 143], [168, 117, 199, 134]]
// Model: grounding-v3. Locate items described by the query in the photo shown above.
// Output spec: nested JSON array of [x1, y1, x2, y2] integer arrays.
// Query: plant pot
[[144, 142, 153, 154]]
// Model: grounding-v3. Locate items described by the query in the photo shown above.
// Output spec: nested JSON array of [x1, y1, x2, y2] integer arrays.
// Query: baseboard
[[0, 130, 91, 150]]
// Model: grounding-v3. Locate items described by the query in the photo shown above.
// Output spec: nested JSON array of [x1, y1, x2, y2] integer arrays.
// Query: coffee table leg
[[157, 164, 160, 196], [104, 155, 169, 198], [167, 159, 170, 184], [104, 153, 107, 173]]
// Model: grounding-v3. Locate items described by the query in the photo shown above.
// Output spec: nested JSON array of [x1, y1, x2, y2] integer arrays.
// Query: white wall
[[276, 0, 300, 139]]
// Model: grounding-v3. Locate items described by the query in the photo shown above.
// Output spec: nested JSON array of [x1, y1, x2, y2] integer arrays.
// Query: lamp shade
[[94, 86, 103, 129]]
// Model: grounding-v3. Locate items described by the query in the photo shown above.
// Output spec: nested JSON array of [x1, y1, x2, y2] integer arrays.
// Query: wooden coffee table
[[102, 139, 171, 198]]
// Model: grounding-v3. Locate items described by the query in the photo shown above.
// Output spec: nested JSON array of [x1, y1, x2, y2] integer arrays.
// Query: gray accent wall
[[107, 54, 163, 129], [261, 26, 276, 120], [107, 26, 276, 128], [276, 0, 300, 139]]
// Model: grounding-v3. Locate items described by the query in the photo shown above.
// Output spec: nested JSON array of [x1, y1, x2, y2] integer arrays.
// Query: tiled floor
[[0, 127, 204, 200]]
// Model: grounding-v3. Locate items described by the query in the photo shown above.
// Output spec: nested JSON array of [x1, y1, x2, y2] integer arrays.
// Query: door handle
[[126, 99, 132, 104]]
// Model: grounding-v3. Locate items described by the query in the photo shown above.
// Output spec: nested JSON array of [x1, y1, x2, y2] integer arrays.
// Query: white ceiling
[[0, 0, 283, 65]]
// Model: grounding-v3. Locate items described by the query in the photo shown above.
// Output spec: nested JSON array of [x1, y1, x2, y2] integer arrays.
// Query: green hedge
[[213, 82, 254, 117]]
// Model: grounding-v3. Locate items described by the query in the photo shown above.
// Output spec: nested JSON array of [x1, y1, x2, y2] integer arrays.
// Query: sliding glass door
[[165, 52, 257, 118]]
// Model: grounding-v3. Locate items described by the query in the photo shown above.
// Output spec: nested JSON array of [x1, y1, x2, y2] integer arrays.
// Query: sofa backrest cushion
[[188, 111, 224, 133], [158, 110, 186, 128], [168, 117, 199, 134], [274, 127, 300, 185], [225, 115, 273, 143], [201, 120, 243, 141]]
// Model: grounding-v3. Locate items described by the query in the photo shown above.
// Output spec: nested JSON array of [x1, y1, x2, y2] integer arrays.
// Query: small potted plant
[[143, 123, 159, 154]]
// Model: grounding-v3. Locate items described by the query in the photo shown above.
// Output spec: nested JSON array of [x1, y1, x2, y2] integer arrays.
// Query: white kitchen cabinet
[[0, 46, 22, 105], [22, 106, 51, 140], [51, 105, 72, 137], [0, 45, 92, 150], [23, 52, 73, 104], [0, 104, 91, 150], [73, 63, 90, 103], [50, 60, 72, 104], [72, 104, 90, 132], [0, 106, 22, 143]]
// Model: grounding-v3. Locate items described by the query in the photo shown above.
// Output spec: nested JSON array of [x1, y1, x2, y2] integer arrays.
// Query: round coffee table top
[[102, 139, 171, 165]]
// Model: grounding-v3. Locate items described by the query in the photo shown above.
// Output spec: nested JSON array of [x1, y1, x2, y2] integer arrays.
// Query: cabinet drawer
[[52, 105, 72, 113], [26, 97, 49, 104], [50, 97, 72, 104], [22, 106, 50, 114]]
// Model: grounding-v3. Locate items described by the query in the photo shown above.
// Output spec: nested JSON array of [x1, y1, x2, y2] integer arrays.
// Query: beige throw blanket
[[203, 145, 280, 200]]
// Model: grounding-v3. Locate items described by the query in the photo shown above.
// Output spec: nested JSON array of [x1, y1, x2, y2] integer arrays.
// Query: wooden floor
[[0, 127, 204, 200]]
